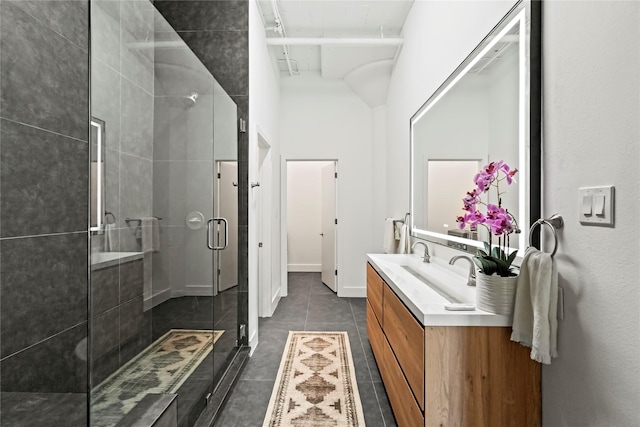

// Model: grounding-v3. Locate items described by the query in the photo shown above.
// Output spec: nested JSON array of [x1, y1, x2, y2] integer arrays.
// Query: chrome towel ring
[[528, 214, 564, 257]]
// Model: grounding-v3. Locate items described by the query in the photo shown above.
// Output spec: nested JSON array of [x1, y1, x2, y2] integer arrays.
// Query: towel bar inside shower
[[125, 216, 163, 226]]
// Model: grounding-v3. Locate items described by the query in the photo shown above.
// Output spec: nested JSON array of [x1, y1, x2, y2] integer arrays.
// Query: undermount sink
[[91, 251, 144, 270], [401, 265, 461, 303], [367, 253, 473, 305], [367, 253, 514, 326]]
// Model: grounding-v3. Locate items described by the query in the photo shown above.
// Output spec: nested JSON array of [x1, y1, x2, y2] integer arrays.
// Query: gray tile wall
[[154, 1, 249, 110], [91, 260, 148, 386], [155, 0, 250, 346], [0, 0, 90, 421]]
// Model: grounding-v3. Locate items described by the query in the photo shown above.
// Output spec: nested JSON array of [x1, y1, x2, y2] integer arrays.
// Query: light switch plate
[[578, 186, 615, 226]]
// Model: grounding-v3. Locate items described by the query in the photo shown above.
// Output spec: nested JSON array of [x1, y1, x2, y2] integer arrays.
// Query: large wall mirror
[[410, 0, 541, 256]]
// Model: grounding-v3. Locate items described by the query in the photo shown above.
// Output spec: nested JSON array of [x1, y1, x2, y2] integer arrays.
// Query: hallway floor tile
[[215, 272, 396, 426]]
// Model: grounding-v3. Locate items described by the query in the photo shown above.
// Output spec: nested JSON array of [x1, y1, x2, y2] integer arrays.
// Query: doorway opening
[[285, 160, 338, 293], [216, 160, 239, 294]]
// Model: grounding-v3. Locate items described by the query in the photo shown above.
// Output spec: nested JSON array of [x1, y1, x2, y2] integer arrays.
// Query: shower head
[[183, 92, 199, 107]]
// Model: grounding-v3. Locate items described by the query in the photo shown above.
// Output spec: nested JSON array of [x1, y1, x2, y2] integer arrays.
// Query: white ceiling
[[258, 0, 414, 89]]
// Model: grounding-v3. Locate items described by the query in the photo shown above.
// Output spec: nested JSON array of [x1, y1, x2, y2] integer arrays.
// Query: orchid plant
[[456, 161, 520, 277]]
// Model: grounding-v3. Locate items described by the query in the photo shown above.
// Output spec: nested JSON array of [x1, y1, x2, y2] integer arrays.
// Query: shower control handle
[[207, 218, 229, 251]]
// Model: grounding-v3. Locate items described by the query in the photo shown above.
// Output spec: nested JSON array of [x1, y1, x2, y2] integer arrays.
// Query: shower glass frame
[[88, 1, 241, 425]]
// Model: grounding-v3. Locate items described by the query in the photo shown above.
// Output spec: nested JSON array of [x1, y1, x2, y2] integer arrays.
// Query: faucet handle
[[411, 241, 430, 263], [449, 255, 476, 286]]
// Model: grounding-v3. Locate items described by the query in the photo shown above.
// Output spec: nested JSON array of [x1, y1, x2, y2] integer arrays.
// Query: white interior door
[[321, 162, 337, 292], [217, 161, 238, 292]]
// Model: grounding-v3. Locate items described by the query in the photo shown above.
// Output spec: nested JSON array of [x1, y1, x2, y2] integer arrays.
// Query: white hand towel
[[511, 247, 558, 364], [103, 223, 116, 252], [384, 218, 398, 254], [397, 223, 411, 254], [141, 217, 161, 253]]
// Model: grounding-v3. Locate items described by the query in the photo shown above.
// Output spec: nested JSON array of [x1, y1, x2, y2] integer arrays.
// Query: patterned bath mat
[[263, 331, 366, 427], [91, 329, 223, 426]]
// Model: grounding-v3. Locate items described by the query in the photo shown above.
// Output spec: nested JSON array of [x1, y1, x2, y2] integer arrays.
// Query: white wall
[[386, 0, 640, 425], [371, 105, 387, 251], [541, 1, 639, 425], [248, 0, 281, 348], [286, 161, 331, 272], [280, 73, 375, 297]]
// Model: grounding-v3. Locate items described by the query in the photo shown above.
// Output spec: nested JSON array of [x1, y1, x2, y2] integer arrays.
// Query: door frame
[[256, 131, 273, 317], [280, 157, 339, 298]]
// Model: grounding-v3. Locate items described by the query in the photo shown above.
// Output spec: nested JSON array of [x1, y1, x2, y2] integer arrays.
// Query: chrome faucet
[[411, 241, 431, 263], [449, 255, 476, 286]]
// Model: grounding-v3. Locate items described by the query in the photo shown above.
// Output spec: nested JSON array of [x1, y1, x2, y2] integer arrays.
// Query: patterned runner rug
[[263, 331, 366, 427], [92, 329, 223, 426]]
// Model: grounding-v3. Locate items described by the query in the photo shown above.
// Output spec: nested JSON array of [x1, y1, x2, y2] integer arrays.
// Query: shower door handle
[[207, 218, 229, 250]]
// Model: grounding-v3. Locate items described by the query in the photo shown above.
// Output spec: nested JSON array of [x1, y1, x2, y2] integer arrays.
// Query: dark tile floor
[[215, 272, 397, 427]]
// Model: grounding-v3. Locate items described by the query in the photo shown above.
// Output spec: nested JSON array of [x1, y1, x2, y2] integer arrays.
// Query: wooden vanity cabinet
[[366, 262, 541, 427], [366, 263, 384, 323], [383, 283, 425, 409]]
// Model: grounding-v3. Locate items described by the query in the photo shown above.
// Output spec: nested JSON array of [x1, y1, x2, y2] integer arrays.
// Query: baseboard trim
[[144, 285, 216, 310], [248, 330, 258, 356], [144, 288, 171, 311], [269, 290, 281, 317], [176, 285, 214, 297], [338, 287, 366, 298], [287, 264, 321, 272]]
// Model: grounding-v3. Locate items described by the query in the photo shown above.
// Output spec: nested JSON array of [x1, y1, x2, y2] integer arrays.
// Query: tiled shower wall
[[155, 0, 250, 345], [90, 0, 157, 386], [0, 0, 90, 422], [91, 0, 155, 254]]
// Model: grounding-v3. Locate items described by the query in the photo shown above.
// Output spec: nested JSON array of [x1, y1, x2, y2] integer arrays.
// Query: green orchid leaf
[[491, 247, 501, 259], [507, 250, 518, 267], [474, 257, 494, 274], [475, 255, 504, 275]]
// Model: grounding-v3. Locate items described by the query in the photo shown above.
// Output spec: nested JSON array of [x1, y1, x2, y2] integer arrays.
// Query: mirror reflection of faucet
[[449, 255, 476, 286], [104, 211, 116, 225], [411, 241, 430, 263]]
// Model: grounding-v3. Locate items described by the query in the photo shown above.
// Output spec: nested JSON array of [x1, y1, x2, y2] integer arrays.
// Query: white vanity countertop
[[91, 251, 144, 270], [367, 253, 512, 327]]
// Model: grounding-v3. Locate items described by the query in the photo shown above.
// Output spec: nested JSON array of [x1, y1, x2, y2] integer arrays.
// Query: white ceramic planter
[[475, 272, 518, 315]]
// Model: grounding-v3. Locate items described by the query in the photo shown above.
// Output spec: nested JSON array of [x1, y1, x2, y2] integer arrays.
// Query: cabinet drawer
[[366, 301, 385, 370], [381, 336, 425, 427], [366, 263, 384, 325], [383, 283, 425, 409]]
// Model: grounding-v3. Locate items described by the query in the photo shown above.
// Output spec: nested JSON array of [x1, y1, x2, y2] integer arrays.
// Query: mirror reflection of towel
[[104, 223, 116, 252], [398, 223, 411, 254], [384, 218, 398, 254], [140, 217, 160, 253]]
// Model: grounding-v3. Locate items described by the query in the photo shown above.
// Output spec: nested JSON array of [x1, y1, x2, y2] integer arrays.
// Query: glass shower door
[[89, 1, 238, 425], [211, 82, 239, 387]]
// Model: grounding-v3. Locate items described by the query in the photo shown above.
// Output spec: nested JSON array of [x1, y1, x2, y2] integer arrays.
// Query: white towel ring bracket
[[528, 214, 563, 257]]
